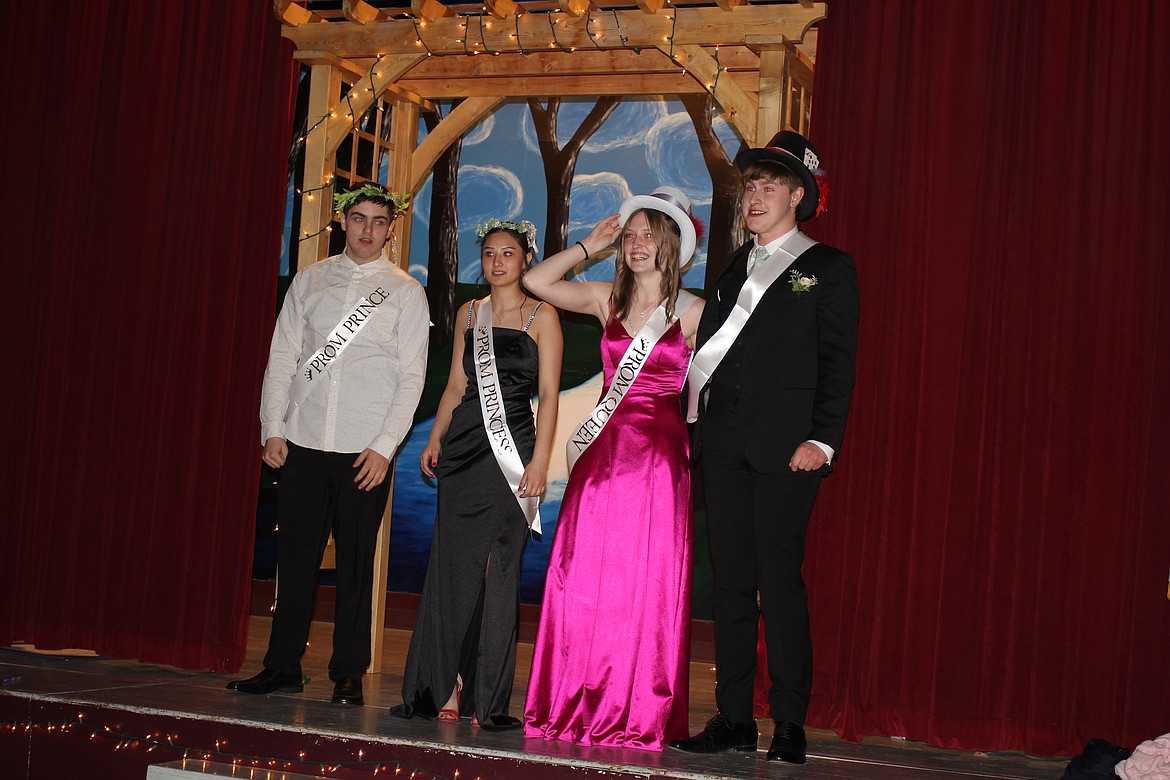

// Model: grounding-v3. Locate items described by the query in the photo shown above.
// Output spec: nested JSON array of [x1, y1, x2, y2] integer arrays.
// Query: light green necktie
[[748, 245, 770, 276]]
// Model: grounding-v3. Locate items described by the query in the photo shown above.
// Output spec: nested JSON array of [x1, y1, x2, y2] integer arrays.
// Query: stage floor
[[1, 617, 1064, 779]]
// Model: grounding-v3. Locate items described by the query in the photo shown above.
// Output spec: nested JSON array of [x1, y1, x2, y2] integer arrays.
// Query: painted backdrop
[[391, 97, 738, 604]]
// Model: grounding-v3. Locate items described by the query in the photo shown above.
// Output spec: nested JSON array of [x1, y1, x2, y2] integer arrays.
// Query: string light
[[586, 10, 603, 48], [665, 6, 680, 61], [513, 14, 527, 54], [1, 717, 458, 778], [300, 223, 333, 242], [477, 15, 498, 56], [296, 175, 334, 202], [460, 15, 474, 56], [411, 16, 436, 57], [287, 8, 689, 67], [546, 12, 563, 50], [710, 44, 724, 99], [612, 9, 639, 53]]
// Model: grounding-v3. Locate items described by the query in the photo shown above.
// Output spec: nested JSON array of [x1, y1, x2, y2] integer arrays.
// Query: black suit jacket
[[695, 237, 860, 473]]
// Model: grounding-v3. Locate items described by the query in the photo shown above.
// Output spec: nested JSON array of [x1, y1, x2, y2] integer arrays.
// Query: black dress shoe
[[331, 677, 363, 706], [668, 714, 758, 753], [767, 721, 807, 764], [226, 669, 304, 695]]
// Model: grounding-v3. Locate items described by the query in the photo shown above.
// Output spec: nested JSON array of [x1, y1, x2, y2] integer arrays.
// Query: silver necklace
[[493, 296, 525, 326]]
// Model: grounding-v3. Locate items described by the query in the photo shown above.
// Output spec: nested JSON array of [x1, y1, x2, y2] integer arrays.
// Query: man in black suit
[[671, 131, 859, 764]]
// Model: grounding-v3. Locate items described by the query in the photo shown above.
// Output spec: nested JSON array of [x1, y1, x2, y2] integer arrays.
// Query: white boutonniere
[[788, 269, 818, 294]]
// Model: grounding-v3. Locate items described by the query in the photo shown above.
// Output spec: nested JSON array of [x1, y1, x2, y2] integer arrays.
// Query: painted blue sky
[[281, 97, 742, 286], [406, 97, 742, 288]]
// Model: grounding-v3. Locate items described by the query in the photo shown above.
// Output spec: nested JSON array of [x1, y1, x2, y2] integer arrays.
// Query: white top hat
[[617, 185, 697, 265]]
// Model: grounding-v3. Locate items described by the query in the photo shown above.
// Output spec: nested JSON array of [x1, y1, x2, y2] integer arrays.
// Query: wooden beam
[[283, 5, 826, 58], [558, 0, 598, 18], [658, 43, 756, 143], [714, 0, 747, 9], [324, 55, 427, 156], [412, 0, 454, 21], [342, 0, 380, 25], [398, 71, 758, 98], [293, 50, 437, 112], [635, 0, 667, 14], [273, 0, 314, 26], [485, 0, 526, 20], [377, 46, 763, 79], [387, 45, 769, 98], [410, 96, 506, 193]]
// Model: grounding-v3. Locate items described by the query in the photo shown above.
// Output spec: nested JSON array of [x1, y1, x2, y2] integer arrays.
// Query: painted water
[[386, 418, 565, 604]]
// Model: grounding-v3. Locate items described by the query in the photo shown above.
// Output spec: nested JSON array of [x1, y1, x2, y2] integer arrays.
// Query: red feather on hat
[[690, 214, 706, 239], [814, 173, 830, 218]]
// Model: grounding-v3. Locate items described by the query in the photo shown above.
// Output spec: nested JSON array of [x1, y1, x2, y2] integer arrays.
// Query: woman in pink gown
[[521, 186, 706, 751]]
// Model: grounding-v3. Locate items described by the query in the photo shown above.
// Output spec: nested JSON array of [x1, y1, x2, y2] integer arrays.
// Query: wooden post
[[298, 63, 340, 270], [756, 46, 786, 144], [367, 469, 394, 674], [367, 98, 421, 674], [389, 101, 419, 269]]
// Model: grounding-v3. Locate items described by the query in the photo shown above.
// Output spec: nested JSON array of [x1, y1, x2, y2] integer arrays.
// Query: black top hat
[[735, 131, 824, 222]]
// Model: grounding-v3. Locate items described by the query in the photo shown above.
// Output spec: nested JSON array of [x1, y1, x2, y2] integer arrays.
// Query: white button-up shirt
[[260, 251, 429, 459], [751, 225, 800, 270]]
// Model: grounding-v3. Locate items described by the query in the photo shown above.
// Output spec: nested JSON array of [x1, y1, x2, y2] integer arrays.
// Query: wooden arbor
[[276, 0, 823, 670], [281, 0, 824, 267]]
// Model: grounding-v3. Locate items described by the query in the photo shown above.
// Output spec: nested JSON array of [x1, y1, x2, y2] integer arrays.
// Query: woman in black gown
[[392, 219, 562, 729]]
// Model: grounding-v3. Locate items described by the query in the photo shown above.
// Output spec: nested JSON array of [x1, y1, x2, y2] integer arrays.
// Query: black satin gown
[[394, 318, 539, 728]]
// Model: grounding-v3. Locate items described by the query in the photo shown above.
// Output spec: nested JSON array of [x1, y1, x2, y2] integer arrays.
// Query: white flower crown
[[475, 218, 538, 254]]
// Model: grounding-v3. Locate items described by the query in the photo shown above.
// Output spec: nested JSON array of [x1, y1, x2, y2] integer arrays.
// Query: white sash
[[472, 298, 541, 534], [287, 278, 406, 411], [566, 290, 699, 472], [685, 231, 818, 422]]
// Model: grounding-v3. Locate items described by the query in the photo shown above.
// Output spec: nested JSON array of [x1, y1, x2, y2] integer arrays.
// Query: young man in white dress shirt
[[229, 183, 429, 706]]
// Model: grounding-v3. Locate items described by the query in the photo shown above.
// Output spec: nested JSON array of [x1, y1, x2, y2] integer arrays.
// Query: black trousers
[[700, 405, 821, 725], [263, 441, 392, 681]]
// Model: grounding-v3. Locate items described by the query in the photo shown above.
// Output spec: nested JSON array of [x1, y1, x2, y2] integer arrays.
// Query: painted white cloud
[[462, 113, 494, 146], [411, 177, 433, 225], [645, 111, 740, 208], [566, 172, 632, 232], [409, 264, 429, 285], [458, 164, 524, 223], [455, 165, 526, 282]]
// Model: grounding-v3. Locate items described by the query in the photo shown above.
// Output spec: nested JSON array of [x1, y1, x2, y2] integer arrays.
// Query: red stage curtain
[[804, 0, 1170, 756], [0, 3, 295, 672]]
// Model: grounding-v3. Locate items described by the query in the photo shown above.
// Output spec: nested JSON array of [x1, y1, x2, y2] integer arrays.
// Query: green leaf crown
[[332, 183, 412, 216]]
